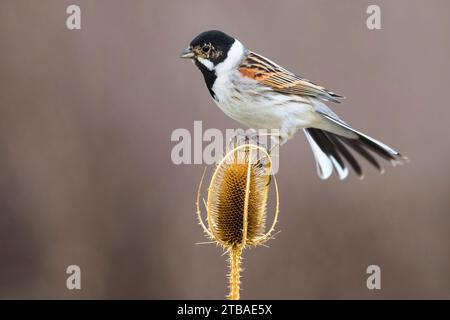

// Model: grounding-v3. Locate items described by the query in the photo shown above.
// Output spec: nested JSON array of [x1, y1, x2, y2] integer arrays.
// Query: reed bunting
[[180, 30, 407, 179]]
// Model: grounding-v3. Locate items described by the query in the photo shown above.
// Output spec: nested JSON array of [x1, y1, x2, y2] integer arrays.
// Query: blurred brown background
[[0, 0, 449, 299]]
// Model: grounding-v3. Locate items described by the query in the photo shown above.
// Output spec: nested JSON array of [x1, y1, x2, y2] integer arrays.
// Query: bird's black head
[[180, 30, 238, 99], [180, 30, 235, 66]]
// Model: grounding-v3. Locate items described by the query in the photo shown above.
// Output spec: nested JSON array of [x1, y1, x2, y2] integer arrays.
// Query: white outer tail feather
[[304, 129, 348, 180]]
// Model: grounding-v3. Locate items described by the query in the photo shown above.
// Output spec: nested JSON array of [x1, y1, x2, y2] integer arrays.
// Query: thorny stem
[[228, 245, 243, 300]]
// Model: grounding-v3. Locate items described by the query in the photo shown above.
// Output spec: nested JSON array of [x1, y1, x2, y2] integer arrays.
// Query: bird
[[180, 30, 407, 179]]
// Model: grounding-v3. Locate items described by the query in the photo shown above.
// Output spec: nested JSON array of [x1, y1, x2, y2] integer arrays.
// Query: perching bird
[[180, 30, 407, 179]]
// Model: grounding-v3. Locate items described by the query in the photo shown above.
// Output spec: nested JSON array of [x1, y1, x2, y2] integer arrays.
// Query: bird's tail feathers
[[304, 115, 407, 179]]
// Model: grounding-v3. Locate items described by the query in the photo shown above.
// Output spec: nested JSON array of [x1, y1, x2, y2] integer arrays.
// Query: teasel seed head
[[196, 142, 279, 299]]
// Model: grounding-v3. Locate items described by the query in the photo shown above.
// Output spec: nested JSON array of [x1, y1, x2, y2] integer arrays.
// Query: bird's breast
[[210, 71, 279, 128]]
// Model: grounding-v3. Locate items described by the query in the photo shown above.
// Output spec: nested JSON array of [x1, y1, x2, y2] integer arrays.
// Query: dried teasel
[[196, 142, 279, 300]]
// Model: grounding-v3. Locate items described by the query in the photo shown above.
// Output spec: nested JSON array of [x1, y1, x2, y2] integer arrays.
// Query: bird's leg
[[227, 128, 282, 156], [227, 128, 260, 149]]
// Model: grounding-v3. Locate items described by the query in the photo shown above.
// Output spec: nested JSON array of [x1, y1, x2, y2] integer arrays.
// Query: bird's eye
[[202, 44, 210, 53]]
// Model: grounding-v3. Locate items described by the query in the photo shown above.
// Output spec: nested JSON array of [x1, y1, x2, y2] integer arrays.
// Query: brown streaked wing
[[239, 52, 344, 103]]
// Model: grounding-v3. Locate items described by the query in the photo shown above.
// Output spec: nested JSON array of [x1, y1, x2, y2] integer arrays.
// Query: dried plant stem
[[228, 245, 243, 300]]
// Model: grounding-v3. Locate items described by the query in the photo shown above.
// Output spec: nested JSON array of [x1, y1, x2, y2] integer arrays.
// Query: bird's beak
[[180, 47, 194, 59]]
